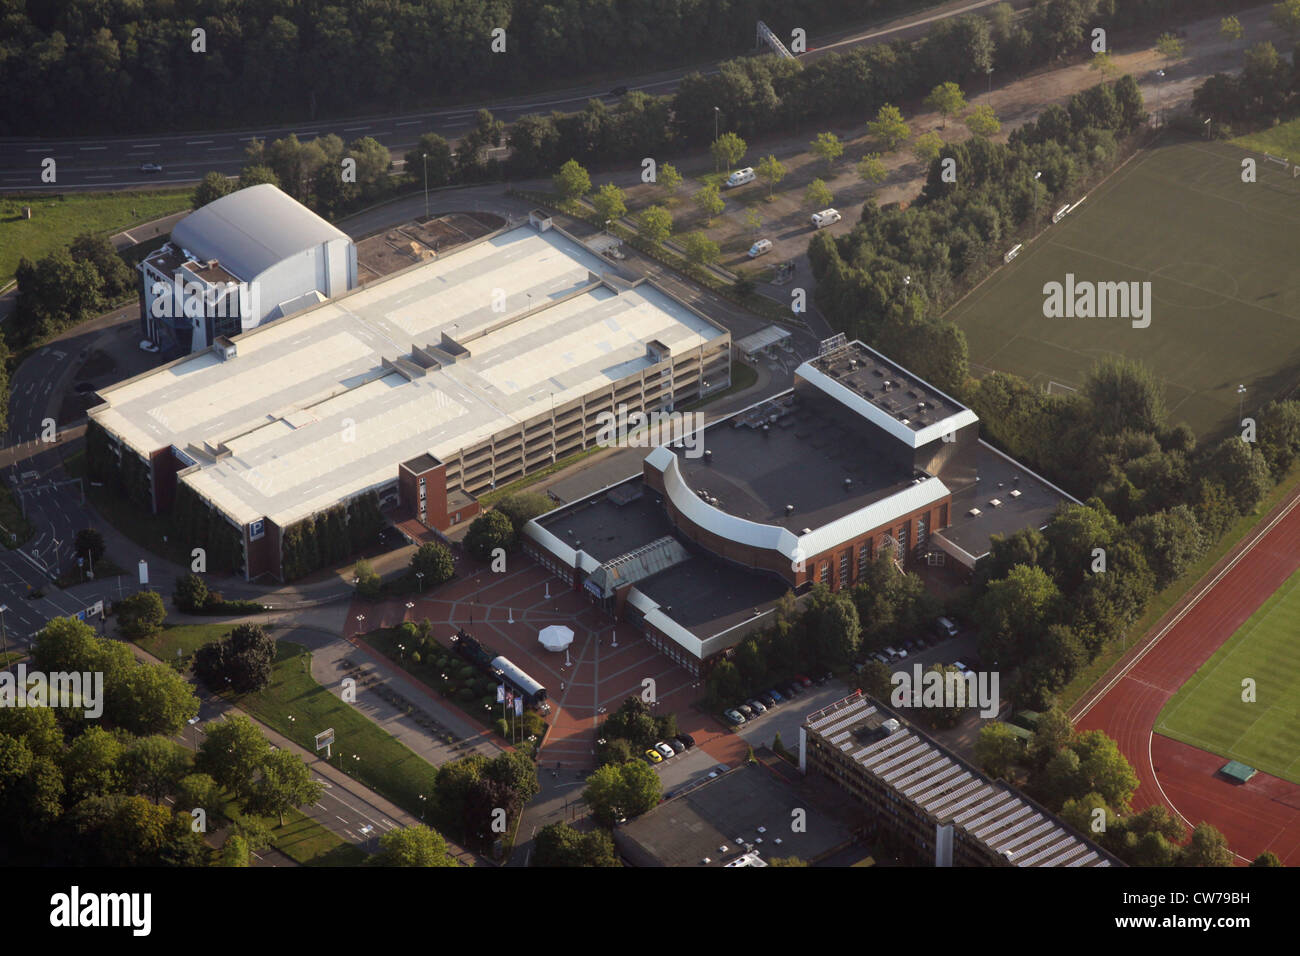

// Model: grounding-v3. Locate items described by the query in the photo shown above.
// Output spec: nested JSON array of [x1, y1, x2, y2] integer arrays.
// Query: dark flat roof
[[635, 554, 790, 639], [614, 763, 854, 867], [933, 441, 1074, 560], [807, 341, 966, 432], [538, 479, 791, 640], [670, 401, 916, 530]]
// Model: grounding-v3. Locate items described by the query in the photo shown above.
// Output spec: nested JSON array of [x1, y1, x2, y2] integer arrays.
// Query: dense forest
[[0, 0, 1265, 136]]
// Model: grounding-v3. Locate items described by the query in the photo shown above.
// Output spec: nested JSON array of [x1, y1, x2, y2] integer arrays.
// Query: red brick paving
[[347, 554, 739, 771], [1074, 488, 1300, 865]]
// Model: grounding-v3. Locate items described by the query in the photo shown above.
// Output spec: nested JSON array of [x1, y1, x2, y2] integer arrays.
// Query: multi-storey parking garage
[[89, 214, 731, 581]]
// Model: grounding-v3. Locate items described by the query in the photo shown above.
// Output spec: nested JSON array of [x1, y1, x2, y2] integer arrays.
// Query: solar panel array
[[805, 695, 1112, 867]]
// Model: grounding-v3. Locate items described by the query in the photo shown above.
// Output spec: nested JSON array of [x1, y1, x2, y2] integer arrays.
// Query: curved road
[[0, 0, 1029, 190]]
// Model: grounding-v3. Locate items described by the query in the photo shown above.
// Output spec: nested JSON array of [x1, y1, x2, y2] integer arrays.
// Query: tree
[[767, 856, 808, 866], [370, 825, 458, 866], [805, 178, 833, 210], [175, 773, 224, 825], [1128, 506, 1204, 589], [912, 132, 944, 164], [976, 564, 1062, 664], [859, 660, 893, 700], [114, 590, 166, 639], [857, 153, 887, 185], [219, 834, 250, 867], [584, 760, 661, 825], [682, 231, 720, 266], [1083, 358, 1166, 436], [639, 205, 672, 244], [192, 172, 234, 209], [1155, 32, 1184, 62], [553, 159, 591, 199], [246, 748, 323, 826], [1089, 51, 1117, 78], [196, 715, 270, 797], [590, 183, 627, 224], [867, 105, 911, 151], [743, 208, 762, 234], [964, 104, 1001, 138], [710, 131, 747, 172], [465, 510, 514, 562], [533, 822, 619, 866], [1182, 823, 1234, 866], [975, 722, 1021, 779], [74, 528, 106, 564], [404, 133, 453, 190], [1252, 851, 1283, 867], [352, 558, 382, 599], [410, 542, 455, 588], [810, 132, 844, 170], [1220, 16, 1244, 42], [172, 572, 209, 613], [806, 587, 860, 667], [1271, 0, 1300, 38], [692, 183, 724, 220], [924, 82, 967, 129], [1070, 730, 1140, 812], [658, 164, 683, 195], [193, 623, 276, 694], [1207, 438, 1272, 515], [756, 154, 787, 198], [120, 735, 187, 803], [62, 726, 124, 803], [238, 165, 280, 190]]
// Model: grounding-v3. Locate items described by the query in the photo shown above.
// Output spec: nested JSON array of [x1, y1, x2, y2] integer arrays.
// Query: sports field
[[945, 137, 1300, 438], [1155, 567, 1300, 785]]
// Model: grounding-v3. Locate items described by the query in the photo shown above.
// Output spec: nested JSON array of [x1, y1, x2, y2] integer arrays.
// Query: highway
[[0, 0, 1028, 190]]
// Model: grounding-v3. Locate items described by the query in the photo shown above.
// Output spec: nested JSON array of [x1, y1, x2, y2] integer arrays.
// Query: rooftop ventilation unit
[[1009, 489, 1022, 498], [843, 478, 853, 487], [785, 504, 795, 515], [968, 508, 982, 517], [801, 528, 813, 535], [704, 450, 713, 463], [989, 498, 1003, 508]]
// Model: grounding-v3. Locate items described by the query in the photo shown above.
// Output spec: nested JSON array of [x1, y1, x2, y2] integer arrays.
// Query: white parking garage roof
[[92, 226, 726, 529]]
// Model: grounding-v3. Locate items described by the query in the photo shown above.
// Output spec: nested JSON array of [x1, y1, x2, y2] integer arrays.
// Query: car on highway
[[675, 733, 696, 749], [655, 742, 675, 760], [644, 748, 663, 764], [723, 709, 746, 725], [139, 162, 163, 173], [747, 238, 773, 258]]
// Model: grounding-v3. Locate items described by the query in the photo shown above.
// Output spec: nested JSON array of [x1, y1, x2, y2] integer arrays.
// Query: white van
[[747, 238, 773, 258], [725, 167, 755, 188], [811, 208, 841, 228]]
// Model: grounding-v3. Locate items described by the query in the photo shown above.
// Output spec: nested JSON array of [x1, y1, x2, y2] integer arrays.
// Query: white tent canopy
[[538, 624, 575, 652]]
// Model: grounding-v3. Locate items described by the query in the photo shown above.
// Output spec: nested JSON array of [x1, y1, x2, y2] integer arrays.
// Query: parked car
[[933, 616, 960, 639], [723, 709, 746, 725], [816, 671, 833, 684], [675, 733, 696, 749], [747, 699, 767, 714], [655, 742, 675, 760], [666, 738, 685, 754], [871, 651, 889, 664], [768, 689, 785, 704], [757, 693, 776, 708], [747, 238, 773, 258], [737, 704, 754, 718], [645, 749, 663, 764], [779, 682, 800, 698], [795, 674, 812, 687], [952, 661, 970, 673]]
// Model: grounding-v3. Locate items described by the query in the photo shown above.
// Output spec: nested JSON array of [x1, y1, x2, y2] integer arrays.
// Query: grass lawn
[[1231, 116, 1300, 163], [136, 622, 237, 667], [0, 189, 191, 285], [945, 137, 1300, 440], [477, 444, 605, 508], [1059, 463, 1300, 711], [1154, 567, 1300, 784], [226, 802, 367, 867], [236, 641, 442, 818]]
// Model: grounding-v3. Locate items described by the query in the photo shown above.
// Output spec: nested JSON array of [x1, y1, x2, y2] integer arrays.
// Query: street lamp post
[[415, 571, 424, 592], [713, 106, 720, 171], [1237, 384, 1247, 424], [0, 604, 8, 669], [422, 152, 430, 222], [1033, 170, 1042, 226], [986, 66, 994, 95]]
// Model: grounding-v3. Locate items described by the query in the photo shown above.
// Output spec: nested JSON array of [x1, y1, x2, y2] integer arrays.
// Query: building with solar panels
[[800, 692, 1122, 867]]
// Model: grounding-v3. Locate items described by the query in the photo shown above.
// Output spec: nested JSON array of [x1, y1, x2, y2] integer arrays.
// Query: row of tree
[[280, 492, 385, 582], [10, 233, 136, 350], [464, 491, 555, 561], [1191, 39, 1300, 132]]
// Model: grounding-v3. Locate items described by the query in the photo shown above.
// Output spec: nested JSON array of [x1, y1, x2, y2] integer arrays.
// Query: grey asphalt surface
[[0, 0, 1031, 191]]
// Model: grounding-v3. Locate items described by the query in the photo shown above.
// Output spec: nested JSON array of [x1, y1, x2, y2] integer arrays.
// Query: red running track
[[1074, 489, 1300, 865]]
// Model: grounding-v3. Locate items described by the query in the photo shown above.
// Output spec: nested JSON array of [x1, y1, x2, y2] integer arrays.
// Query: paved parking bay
[[734, 679, 857, 752]]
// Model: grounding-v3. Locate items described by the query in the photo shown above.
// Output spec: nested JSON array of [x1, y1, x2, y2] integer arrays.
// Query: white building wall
[[251, 250, 323, 328]]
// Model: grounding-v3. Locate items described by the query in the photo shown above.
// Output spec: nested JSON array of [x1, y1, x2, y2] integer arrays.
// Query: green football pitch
[[1155, 568, 1300, 784], [945, 137, 1300, 439]]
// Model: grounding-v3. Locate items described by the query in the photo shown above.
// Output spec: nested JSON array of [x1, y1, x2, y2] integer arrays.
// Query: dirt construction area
[[356, 211, 505, 283]]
